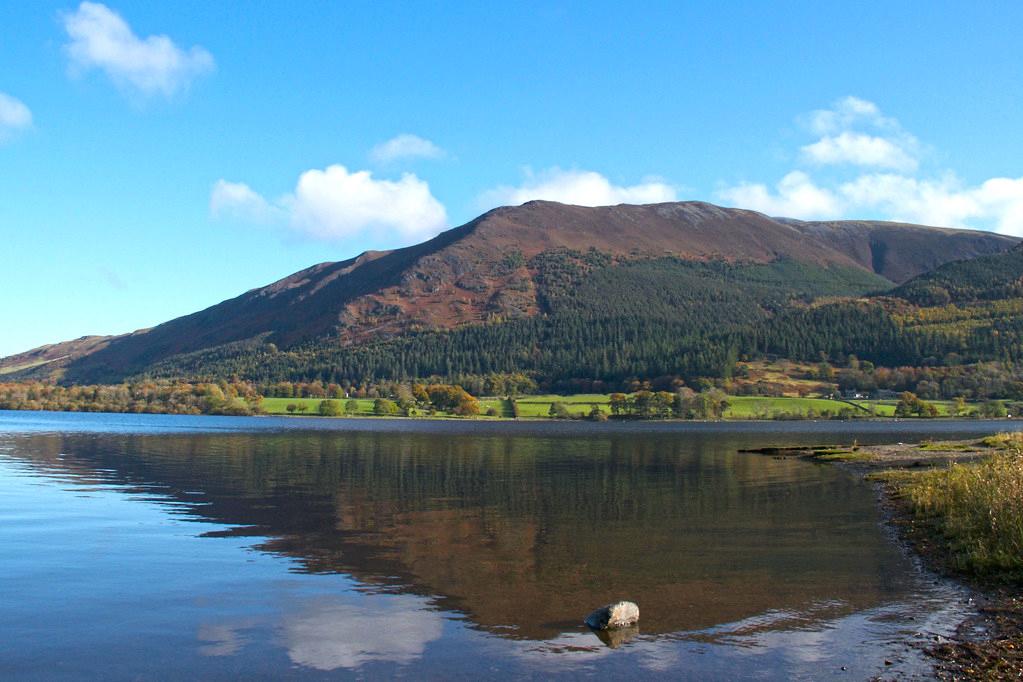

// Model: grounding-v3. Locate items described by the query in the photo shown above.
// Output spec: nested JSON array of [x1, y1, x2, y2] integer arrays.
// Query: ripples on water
[[2, 411, 1016, 680]]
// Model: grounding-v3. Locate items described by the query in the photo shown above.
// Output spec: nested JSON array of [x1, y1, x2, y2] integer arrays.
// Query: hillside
[[752, 243, 1023, 371], [0, 335, 123, 378], [891, 242, 1023, 305], [777, 218, 1013, 283], [1, 200, 1017, 385]]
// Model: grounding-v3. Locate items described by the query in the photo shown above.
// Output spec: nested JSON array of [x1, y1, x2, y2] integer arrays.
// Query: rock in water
[[585, 601, 640, 630]]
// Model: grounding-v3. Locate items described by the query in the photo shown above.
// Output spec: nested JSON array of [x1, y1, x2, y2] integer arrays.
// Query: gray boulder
[[585, 601, 640, 630]]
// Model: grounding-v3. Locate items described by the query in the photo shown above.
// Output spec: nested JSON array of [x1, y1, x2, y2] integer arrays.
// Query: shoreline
[[744, 438, 1022, 678], [5, 403, 1023, 424], [262, 411, 1022, 423], [6, 407, 1023, 431]]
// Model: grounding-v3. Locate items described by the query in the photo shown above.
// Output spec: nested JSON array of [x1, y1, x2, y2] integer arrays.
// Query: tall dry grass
[[890, 435, 1023, 577]]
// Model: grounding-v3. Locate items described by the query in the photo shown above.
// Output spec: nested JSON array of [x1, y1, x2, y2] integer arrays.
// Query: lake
[[1, 411, 1017, 680]]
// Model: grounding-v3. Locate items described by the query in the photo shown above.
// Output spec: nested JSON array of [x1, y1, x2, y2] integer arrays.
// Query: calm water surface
[[2, 411, 1019, 680]]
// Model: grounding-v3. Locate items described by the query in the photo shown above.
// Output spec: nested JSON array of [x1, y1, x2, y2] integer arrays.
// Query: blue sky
[[2, 1, 1023, 357]]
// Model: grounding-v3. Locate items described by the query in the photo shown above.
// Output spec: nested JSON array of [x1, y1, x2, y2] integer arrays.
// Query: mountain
[[2, 200, 1018, 385]]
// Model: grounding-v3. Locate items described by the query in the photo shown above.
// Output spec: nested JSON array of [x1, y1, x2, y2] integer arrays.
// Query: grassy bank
[[874, 436, 1023, 677], [875, 433, 1023, 580]]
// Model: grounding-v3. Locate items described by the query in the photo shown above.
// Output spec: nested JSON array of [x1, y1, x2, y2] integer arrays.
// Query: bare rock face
[[585, 601, 640, 630]]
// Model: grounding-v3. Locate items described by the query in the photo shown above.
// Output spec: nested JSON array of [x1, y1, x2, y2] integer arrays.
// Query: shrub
[[981, 432, 1023, 449], [549, 402, 571, 419], [318, 399, 343, 416], [453, 398, 480, 416], [373, 398, 399, 416]]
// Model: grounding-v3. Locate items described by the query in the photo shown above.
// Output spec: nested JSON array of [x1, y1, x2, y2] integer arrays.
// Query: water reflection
[[4, 429, 908, 637], [591, 625, 640, 649], [0, 414, 987, 678], [197, 620, 257, 657]]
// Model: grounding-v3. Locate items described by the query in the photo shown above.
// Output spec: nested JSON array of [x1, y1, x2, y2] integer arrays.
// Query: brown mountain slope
[[465, 201, 859, 264], [780, 217, 1016, 283], [6, 200, 1018, 383], [0, 335, 125, 378]]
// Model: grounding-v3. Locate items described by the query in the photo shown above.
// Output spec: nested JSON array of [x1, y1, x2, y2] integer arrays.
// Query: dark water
[[2, 412, 1018, 680]]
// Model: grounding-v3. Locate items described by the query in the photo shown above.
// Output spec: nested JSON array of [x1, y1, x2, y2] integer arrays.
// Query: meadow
[[260, 394, 980, 420], [261, 397, 376, 416], [846, 399, 959, 417]]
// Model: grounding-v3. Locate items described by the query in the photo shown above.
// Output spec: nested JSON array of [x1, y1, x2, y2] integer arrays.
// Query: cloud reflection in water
[[282, 593, 445, 671]]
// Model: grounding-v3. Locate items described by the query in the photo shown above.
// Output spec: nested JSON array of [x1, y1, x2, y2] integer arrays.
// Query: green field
[[262, 395, 611, 418], [505, 394, 610, 418], [724, 396, 955, 418], [263, 396, 506, 418], [261, 394, 978, 420], [261, 397, 376, 415], [846, 400, 958, 417], [730, 397, 962, 418], [724, 396, 863, 418]]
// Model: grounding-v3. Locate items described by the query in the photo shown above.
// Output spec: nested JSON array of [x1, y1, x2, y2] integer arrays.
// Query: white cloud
[[212, 164, 447, 242], [976, 178, 1023, 235], [840, 173, 1023, 236], [720, 169, 1023, 236], [287, 165, 447, 240], [0, 92, 32, 141], [210, 180, 279, 223], [805, 95, 893, 136], [370, 134, 445, 163], [717, 96, 1023, 236], [801, 132, 917, 172], [479, 168, 677, 209], [798, 97, 919, 171], [61, 2, 214, 98], [718, 171, 841, 219]]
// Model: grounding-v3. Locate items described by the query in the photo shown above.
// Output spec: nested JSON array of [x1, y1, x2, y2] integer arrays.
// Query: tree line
[[0, 380, 263, 415]]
